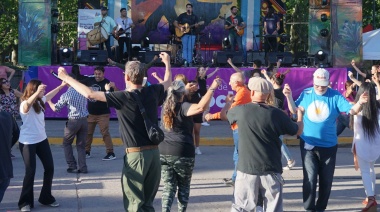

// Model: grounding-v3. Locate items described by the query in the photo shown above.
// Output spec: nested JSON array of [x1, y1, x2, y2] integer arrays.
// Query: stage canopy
[[363, 28, 380, 60]]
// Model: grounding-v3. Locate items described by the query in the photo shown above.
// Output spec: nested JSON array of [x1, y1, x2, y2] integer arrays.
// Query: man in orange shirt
[[205, 72, 251, 185]]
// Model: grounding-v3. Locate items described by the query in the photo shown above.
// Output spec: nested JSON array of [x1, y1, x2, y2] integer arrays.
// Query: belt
[[126, 145, 158, 153]]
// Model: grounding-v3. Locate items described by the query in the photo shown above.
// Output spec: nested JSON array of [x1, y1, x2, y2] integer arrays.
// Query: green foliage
[[362, 0, 380, 28], [0, 0, 18, 63], [285, 0, 309, 53], [57, 0, 78, 47]]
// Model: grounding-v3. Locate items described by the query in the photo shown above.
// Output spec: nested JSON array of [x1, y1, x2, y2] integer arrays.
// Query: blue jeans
[[229, 33, 243, 52], [300, 139, 337, 211], [0, 178, 10, 203], [181, 34, 196, 64], [280, 135, 293, 161], [232, 129, 239, 182]]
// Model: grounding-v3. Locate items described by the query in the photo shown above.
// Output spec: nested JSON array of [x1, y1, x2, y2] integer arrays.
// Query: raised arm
[[296, 107, 304, 136], [351, 60, 367, 78], [227, 58, 242, 72], [151, 72, 163, 83], [206, 67, 219, 78], [283, 84, 298, 114], [45, 81, 67, 102], [108, 58, 125, 70], [348, 71, 362, 86], [57, 67, 107, 102], [159, 52, 172, 91], [261, 69, 271, 82], [186, 78, 221, 116], [6, 67, 15, 81], [46, 100, 57, 112], [13, 89, 23, 98], [22, 84, 46, 114]]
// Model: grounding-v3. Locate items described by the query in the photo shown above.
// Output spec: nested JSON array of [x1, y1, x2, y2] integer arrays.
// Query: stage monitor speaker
[[78, 50, 107, 65], [138, 51, 171, 65], [247, 51, 265, 67], [268, 52, 293, 65], [214, 51, 243, 66]]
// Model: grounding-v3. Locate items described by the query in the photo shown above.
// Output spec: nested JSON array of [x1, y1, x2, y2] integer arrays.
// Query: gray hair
[[125, 61, 145, 85]]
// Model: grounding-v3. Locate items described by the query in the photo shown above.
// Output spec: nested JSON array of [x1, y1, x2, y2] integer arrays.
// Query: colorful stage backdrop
[[25, 66, 348, 119]]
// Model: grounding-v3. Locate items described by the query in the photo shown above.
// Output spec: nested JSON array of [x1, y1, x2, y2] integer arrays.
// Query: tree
[[57, 0, 78, 48], [0, 0, 18, 64]]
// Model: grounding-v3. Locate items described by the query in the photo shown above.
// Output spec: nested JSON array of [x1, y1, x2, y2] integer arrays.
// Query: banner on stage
[[78, 9, 101, 50]]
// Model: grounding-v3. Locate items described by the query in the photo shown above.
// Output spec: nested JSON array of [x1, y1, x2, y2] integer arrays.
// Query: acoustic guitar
[[219, 16, 244, 36], [175, 21, 205, 37], [114, 19, 144, 40]]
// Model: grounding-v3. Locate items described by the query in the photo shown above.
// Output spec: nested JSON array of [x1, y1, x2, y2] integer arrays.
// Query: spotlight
[[59, 47, 73, 66], [141, 37, 150, 50], [321, 13, 328, 22], [222, 37, 230, 50], [320, 29, 329, 37], [315, 50, 328, 67]]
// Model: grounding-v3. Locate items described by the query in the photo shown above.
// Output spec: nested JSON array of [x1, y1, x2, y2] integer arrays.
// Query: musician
[[224, 6, 245, 52], [263, 7, 280, 53], [174, 3, 200, 67], [115, 8, 135, 63], [94, 6, 117, 59]]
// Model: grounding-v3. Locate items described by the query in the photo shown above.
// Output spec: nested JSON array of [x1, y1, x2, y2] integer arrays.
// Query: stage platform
[[25, 66, 348, 118]]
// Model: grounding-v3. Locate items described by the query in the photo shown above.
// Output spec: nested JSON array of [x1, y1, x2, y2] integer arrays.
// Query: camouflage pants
[[160, 155, 195, 212]]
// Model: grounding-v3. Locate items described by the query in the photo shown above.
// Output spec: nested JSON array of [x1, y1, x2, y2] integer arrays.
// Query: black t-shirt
[[83, 77, 111, 115], [225, 15, 244, 35], [263, 15, 279, 35], [176, 12, 199, 34], [273, 88, 285, 109], [105, 84, 165, 147], [227, 103, 298, 175], [159, 102, 195, 158], [197, 76, 207, 96]]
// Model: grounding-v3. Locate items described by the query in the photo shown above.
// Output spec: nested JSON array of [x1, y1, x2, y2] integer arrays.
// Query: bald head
[[231, 72, 245, 83]]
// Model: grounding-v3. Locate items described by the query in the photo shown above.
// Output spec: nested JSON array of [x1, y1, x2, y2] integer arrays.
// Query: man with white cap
[[226, 77, 304, 211], [283, 68, 368, 212]]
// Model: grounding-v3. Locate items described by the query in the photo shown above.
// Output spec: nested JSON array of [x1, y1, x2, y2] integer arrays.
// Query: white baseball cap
[[313, 68, 330, 86]]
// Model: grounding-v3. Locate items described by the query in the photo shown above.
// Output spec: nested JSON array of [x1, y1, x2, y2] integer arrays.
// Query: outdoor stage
[[26, 66, 348, 118]]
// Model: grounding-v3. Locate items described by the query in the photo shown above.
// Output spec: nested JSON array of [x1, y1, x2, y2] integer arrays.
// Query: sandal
[[362, 196, 377, 212]]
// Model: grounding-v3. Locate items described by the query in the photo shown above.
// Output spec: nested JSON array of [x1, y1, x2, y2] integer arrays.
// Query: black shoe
[[102, 152, 116, 161], [86, 152, 91, 159], [78, 170, 88, 174], [67, 168, 78, 173]]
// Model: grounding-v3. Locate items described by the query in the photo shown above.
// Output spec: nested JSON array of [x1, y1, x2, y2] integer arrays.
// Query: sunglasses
[[1, 80, 9, 83]]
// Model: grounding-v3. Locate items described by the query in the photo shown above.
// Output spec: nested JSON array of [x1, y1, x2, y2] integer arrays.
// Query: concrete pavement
[[2, 120, 378, 211]]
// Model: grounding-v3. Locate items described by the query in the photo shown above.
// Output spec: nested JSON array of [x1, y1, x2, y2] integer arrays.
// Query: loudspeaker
[[268, 52, 293, 65], [78, 50, 107, 65], [247, 51, 265, 66], [214, 51, 243, 66], [138, 51, 171, 65]]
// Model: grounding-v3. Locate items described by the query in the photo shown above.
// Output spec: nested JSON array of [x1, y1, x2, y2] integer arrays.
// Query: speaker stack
[[213, 51, 243, 66], [77, 50, 108, 65]]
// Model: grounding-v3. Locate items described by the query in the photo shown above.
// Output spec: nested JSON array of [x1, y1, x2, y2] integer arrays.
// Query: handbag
[[129, 91, 164, 145]]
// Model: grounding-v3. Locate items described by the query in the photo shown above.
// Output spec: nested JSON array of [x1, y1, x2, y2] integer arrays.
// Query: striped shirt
[[54, 87, 88, 119]]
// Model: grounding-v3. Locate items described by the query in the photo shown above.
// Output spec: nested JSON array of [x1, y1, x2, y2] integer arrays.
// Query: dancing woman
[[351, 82, 380, 212], [18, 79, 65, 211], [159, 78, 221, 211]]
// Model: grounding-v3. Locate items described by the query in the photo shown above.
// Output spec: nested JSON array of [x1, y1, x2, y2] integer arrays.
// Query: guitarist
[[115, 8, 135, 63], [173, 3, 200, 67], [224, 6, 245, 52], [94, 7, 117, 60]]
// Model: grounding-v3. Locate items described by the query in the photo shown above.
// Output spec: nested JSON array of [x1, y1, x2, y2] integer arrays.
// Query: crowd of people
[[1, 55, 380, 212]]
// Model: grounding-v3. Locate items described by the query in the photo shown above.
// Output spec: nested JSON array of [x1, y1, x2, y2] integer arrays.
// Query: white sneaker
[[256, 206, 264, 212], [20, 205, 31, 212], [283, 159, 296, 170], [201, 122, 210, 126], [195, 147, 202, 155]]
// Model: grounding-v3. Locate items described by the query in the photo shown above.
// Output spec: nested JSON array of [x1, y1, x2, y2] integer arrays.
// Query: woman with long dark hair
[[0, 77, 22, 117], [18, 79, 65, 211], [159, 78, 220, 211], [351, 82, 380, 211]]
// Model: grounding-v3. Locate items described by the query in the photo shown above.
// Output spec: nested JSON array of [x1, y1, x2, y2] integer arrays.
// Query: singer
[[93, 7, 117, 60], [173, 3, 200, 67], [115, 8, 135, 63]]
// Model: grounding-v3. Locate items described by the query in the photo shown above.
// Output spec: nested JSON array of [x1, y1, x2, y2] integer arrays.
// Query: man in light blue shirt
[[283, 68, 367, 212], [94, 6, 117, 59]]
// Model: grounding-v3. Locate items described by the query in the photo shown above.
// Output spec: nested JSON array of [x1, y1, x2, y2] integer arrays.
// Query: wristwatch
[[105, 90, 110, 94]]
